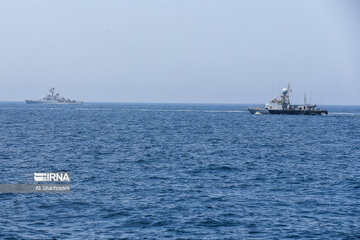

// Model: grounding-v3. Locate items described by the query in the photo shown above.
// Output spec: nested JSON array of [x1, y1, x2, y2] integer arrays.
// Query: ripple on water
[[0, 103, 359, 239]]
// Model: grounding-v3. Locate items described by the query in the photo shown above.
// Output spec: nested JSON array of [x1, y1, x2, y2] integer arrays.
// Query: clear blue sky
[[0, 0, 359, 104]]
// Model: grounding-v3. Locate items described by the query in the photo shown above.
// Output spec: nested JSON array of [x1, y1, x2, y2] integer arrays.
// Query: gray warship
[[25, 87, 83, 104], [248, 84, 328, 115]]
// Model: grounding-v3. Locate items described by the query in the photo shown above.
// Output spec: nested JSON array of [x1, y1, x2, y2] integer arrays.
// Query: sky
[[0, 0, 359, 105]]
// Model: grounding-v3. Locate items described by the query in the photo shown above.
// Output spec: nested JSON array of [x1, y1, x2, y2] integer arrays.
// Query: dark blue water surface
[[0, 102, 359, 239]]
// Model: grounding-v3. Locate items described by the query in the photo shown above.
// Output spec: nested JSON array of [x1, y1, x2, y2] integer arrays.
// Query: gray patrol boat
[[25, 87, 83, 104], [248, 84, 328, 115]]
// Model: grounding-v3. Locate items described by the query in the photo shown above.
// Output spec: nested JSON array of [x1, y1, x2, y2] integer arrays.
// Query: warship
[[248, 84, 327, 115], [25, 88, 83, 104]]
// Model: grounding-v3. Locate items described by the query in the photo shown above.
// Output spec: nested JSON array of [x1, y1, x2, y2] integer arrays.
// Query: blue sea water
[[0, 102, 359, 239]]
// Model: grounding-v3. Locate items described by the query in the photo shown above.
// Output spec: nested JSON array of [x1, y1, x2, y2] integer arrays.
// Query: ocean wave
[[329, 112, 360, 116], [116, 109, 246, 113]]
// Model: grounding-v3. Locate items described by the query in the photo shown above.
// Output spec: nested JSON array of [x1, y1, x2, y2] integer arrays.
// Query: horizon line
[[0, 100, 359, 107]]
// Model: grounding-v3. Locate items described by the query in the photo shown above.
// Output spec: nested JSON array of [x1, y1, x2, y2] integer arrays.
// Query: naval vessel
[[25, 88, 83, 104], [248, 85, 327, 115]]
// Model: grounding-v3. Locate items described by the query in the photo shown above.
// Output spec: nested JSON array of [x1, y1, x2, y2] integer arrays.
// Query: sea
[[0, 102, 359, 239]]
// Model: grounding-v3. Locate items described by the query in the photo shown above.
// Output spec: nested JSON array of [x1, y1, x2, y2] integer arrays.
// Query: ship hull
[[25, 100, 83, 104], [268, 109, 328, 115], [248, 108, 327, 115]]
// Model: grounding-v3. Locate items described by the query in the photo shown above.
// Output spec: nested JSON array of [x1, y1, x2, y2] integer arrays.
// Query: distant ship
[[248, 84, 328, 115], [25, 87, 83, 104]]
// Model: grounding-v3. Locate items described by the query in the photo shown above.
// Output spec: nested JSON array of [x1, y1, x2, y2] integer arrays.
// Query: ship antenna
[[288, 83, 292, 104]]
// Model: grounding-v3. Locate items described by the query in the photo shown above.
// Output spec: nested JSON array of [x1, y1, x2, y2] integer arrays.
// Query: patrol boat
[[248, 84, 327, 115], [25, 87, 83, 104]]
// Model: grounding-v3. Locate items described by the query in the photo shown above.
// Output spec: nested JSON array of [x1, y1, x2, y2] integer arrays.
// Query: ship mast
[[287, 84, 292, 105], [50, 87, 55, 96], [280, 84, 292, 110]]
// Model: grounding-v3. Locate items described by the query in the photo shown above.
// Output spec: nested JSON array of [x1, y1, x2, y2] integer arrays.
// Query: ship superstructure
[[248, 84, 327, 115], [25, 88, 83, 104]]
